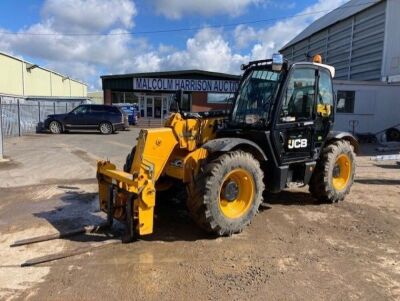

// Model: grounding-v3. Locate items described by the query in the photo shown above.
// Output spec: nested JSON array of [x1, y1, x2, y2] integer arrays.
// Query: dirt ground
[[0, 130, 399, 300]]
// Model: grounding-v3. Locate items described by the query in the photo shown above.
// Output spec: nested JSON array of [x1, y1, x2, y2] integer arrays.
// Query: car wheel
[[99, 122, 113, 135], [49, 121, 62, 134], [386, 128, 400, 142]]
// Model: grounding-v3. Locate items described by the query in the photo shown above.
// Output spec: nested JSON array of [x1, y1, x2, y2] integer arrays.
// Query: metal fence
[[0, 96, 81, 137]]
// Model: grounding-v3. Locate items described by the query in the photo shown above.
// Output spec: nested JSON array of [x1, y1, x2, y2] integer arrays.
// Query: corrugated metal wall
[[0, 96, 81, 137], [281, 1, 386, 81]]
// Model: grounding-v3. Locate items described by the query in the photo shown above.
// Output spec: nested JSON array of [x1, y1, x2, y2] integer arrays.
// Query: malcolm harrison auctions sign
[[133, 77, 239, 93]]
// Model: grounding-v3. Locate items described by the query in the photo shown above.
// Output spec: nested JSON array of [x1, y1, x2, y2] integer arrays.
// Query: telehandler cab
[[97, 54, 358, 242]]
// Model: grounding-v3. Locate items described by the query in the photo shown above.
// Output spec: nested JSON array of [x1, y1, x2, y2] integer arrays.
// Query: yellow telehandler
[[97, 54, 358, 242]]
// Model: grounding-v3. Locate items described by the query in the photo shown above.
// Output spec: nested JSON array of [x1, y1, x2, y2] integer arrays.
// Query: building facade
[[102, 70, 239, 119], [333, 80, 400, 135], [87, 91, 104, 104], [280, 0, 400, 82], [0, 51, 87, 100], [280, 0, 400, 136]]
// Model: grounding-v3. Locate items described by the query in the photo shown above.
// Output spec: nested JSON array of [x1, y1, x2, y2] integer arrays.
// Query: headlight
[[245, 114, 259, 124]]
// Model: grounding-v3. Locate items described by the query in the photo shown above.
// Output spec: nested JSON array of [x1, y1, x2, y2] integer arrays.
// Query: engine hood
[[47, 113, 68, 119]]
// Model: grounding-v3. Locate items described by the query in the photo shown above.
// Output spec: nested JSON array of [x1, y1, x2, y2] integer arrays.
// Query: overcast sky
[[0, 0, 347, 90]]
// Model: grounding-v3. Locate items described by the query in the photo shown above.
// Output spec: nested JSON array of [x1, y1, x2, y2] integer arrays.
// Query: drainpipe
[[21, 61, 25, 97], [50, 72, 53, 96], [0, 96, 3, 160]]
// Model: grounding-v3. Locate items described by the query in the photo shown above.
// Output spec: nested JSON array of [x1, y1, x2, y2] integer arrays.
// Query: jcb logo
[[288, 139, 308, 149]]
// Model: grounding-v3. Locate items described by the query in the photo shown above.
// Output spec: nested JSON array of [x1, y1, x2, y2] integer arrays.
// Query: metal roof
[[0, 51, 87, 86], [280, 0, 383, 51], [101, 69, 240, 80]]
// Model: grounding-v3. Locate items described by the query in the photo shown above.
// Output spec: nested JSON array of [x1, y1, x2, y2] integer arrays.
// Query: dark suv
[[44, 104, 128, 134]]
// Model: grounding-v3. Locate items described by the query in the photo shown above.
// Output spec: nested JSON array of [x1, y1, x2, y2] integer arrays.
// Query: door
[[154, 97, 162, 118], [314, 68, 334, 149], [139, 96, 145, 117], [64, 105, 90, 128], [145, 97, 154, 118], [272, 66, 317, 164], [89, 105, 107, 127]]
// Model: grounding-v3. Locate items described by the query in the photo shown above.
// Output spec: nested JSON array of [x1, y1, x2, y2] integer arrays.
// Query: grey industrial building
[[280, 0, 400, 82], [280, 0, 400, 138]]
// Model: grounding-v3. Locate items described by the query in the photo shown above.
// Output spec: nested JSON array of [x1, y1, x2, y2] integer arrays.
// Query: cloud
[[160, 28, 249, 73], [237, 0, 348, 60], [0, 0, 349, 91], [42, 0, 137, 32], [0, 0, 140, 87], [151, 0, 262, 19]]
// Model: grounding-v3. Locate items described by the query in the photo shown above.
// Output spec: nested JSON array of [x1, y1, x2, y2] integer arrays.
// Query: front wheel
[[99, 122, 113, 135], [49, 121, 62, 134], [309, 140, 356, 203], [187, 151, 264, 236]]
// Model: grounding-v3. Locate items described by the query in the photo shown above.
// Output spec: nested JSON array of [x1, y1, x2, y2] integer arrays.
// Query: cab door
[[314, 68, 334, 151], [271, 66, 318, 164]]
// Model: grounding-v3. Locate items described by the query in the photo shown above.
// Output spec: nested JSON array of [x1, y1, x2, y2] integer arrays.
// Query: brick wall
[[104, 89, 112, 105]]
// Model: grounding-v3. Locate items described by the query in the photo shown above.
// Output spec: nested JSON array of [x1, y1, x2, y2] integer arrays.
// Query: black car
[[44, 104, 129, 134]]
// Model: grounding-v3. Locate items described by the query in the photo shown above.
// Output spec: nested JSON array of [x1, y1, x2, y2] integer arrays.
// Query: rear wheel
[[99, 122, 113, 135], [309, 140, 355, 203], [49, 121, 62, 134], [187, 151, 264, 236], [386, 128, 400, 142]]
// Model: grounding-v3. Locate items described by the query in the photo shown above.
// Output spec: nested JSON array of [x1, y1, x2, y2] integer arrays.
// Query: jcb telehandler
[[97, 54, 358, 241]]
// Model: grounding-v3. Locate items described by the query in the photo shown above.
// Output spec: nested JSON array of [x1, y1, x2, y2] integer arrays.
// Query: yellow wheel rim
[[332, 154, 351, 191], [219, 168, 255, 219]]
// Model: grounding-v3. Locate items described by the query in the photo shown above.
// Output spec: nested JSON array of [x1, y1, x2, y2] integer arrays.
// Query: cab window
[[280, 68, 316, 122], [316, 69, 333, 118], [318, 70, 333, 105]]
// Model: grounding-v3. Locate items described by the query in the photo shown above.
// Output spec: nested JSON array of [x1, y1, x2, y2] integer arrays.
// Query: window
[[337, 91, 355, 113], [107, 106, 120, 113], [207, 93, 231, 104], [318, 70, 333, 106], [280, 68, 316, 122], [231, 69, 280, 125], [91, 105, 106, 112], [72, 105, 88, 114]]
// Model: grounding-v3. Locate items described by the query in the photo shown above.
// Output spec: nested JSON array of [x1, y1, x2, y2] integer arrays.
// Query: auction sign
[[133, 77, 239, 93]]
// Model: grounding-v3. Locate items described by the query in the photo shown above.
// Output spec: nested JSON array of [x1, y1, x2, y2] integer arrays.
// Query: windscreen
[[231, 69, 281, 126]]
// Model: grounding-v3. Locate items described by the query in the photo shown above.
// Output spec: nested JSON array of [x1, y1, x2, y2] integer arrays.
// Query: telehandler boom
[[97, 54, 358, 242]]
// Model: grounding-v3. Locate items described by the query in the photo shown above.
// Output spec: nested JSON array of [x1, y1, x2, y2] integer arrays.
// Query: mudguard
[[202, 138, 268, 161], [326, 131, 359, 154]]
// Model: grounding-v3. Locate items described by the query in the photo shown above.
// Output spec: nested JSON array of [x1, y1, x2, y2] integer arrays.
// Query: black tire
[[49, 120, 62, 134], [122, 196, 136, 243], [187, 151, 264, 236], [386, 128, 400, 142], [123, 146, 136, 172], [309, 140, 356, 203], [99, 122, 113, 135]]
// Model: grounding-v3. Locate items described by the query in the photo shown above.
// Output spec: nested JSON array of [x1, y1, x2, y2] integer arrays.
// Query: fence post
[[66, 102, 68, 112], [53, 102, 56, 114], [38, 102, 41, 122], [0, 97, 3, 159], [17, 99, 21, 137]]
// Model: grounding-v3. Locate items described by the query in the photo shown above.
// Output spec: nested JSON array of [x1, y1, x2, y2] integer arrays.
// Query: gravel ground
[[0, 130, 399, 300]]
